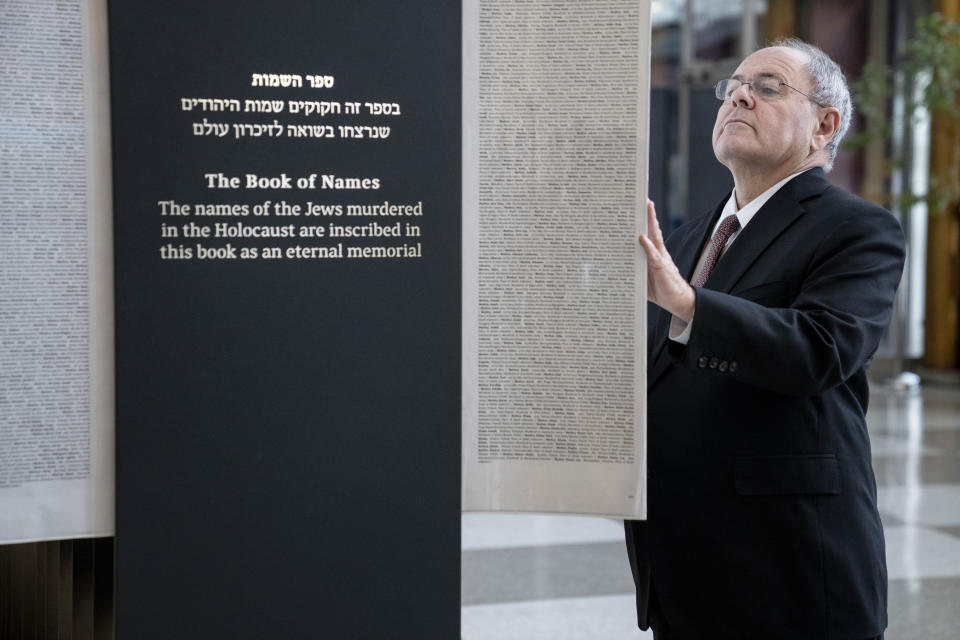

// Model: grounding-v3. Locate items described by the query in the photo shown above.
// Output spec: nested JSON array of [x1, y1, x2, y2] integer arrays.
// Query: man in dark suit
[[626, 39, 904, 639]]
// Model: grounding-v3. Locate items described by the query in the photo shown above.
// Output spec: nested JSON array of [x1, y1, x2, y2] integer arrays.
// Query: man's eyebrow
[[731, 72, 784, 82]]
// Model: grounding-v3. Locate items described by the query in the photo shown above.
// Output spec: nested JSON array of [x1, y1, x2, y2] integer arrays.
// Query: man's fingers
[[638, 234, 661, 266], [646, 200, 664, 250]]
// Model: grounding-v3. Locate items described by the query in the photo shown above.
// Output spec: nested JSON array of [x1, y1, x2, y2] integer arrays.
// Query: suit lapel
[[701, 168, 831, 294], [647, 169, 831, 389], [674, 202, 724, 282]]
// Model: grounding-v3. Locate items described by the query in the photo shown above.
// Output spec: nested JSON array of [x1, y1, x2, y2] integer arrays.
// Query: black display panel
[[109, 2, 460, 637]]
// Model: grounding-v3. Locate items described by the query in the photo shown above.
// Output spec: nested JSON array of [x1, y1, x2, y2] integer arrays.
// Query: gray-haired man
[[627, 39, 902, 640]]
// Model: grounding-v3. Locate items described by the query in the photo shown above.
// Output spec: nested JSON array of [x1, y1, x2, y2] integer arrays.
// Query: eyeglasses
[[715, 77, 827, 107]]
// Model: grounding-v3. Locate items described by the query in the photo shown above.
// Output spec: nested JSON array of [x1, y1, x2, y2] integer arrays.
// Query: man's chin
[[714, 145, 764, 169]]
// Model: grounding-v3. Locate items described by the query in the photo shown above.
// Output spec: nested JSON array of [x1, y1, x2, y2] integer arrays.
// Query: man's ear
[[811, 108, 840, 152]]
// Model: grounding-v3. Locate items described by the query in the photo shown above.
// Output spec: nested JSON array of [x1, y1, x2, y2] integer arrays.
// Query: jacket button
[[697, 356, 708, 368], [719, 360, 729, 372], [729, 361, 738, 373], [709, 357, 719, 369]]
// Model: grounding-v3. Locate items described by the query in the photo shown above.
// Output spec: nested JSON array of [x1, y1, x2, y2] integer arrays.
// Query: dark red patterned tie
[[692, 215, 740, 287]]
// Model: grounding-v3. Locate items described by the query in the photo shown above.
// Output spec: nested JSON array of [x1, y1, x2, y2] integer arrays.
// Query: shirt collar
[[715, 169, 810, 234]]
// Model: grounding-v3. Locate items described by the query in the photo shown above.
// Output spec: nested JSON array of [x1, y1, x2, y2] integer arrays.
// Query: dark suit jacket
[[625, 168, 905, 639]]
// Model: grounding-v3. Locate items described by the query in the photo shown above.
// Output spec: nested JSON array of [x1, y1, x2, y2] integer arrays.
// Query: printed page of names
[[463, 0, 649, 518], [0, 0, 114, 543]]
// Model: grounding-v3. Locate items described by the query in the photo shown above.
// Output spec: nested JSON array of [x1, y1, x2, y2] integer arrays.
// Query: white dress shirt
[[669, 170, 809, 344]]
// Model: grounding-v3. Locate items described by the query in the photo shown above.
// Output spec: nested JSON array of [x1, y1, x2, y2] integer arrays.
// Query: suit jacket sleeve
[[665, 201, 905, 396]]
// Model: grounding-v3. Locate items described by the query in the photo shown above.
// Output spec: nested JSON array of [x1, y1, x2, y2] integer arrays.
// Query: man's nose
[[729, 82, 755, 107]]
